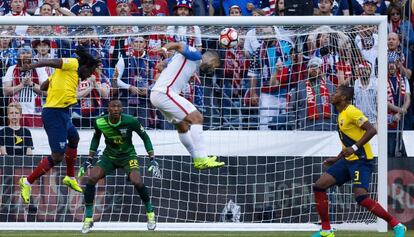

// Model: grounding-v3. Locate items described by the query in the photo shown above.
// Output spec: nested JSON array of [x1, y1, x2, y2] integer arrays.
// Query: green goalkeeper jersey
[[89, 114, 153, 158]]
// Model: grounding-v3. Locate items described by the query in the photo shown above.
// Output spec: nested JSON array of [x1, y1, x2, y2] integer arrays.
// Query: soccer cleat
[[63, 176, 83, 193], [147, 212, 156, 230], [19, 177, 32, 204], [193, 156, 225, 170], [81, 217, 94, 234], [311, 229, 335, 237], [394, 223, 407, 237]]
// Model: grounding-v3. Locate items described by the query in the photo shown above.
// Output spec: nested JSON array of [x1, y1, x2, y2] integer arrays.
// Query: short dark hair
[[75, 45, 100, 68], [108, 98, 122, 107], [203, 50, 220, 64], [338, 85, 354, 102]]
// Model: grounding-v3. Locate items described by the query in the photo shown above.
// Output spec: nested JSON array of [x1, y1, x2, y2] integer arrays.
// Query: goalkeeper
[[81, 99, 160, 234]]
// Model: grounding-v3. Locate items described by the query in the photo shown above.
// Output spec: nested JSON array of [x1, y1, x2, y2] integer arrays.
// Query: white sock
[[190, 124, 207, 158], [178, 131, 196, 158]]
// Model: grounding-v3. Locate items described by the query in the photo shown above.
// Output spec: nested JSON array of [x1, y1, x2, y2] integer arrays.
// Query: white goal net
[[0, 16, 388, 232]]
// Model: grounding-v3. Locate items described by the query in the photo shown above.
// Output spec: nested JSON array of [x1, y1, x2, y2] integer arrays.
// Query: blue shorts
[[42, 108, 79, 154], [326, 158, 374, 191]]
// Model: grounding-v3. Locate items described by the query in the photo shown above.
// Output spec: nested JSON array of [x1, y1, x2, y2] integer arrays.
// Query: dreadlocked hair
[[75, 45, 100, 68]]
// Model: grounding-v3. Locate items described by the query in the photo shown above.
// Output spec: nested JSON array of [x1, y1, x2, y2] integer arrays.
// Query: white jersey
[[2, 65, 48, 115], [354, 76, 378, 124], [151, 45, 201, 94], [355, 34, 378, 77]]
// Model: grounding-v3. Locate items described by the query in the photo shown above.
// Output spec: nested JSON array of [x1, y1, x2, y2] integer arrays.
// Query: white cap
[[307, 57, 323, 68]]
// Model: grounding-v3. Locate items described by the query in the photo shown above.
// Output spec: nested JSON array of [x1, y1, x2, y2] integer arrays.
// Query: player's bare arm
[[342, 121, 377, 157], [355, 121, 377, 147], [22, 59, 63, 71], [40, 79, 50, 91]]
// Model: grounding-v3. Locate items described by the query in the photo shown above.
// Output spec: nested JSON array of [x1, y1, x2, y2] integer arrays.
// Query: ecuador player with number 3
[[19, 46, 100, 204], [311, 85, 406, 237], [81, 99, 160, 233]]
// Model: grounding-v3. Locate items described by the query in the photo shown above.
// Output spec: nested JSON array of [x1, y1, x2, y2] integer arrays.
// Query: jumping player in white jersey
[[150, 42, 225, 170]]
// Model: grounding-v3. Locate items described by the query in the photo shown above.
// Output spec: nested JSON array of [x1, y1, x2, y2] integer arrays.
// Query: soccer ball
[[219, 28, 239, 49]]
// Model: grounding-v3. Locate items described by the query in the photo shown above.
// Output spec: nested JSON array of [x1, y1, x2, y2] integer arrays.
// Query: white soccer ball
[[219, 28, 239, 49]]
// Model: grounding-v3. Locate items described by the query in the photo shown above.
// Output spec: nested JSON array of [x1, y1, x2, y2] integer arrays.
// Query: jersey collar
[[108, 116, 122, 127]]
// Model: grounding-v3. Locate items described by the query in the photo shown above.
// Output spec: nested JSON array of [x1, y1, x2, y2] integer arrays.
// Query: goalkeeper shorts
[[96, 154, 140, 175]]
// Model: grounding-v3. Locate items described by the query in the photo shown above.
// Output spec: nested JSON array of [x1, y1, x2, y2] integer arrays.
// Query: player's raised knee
[[130, 178, 143, 187], [131, 180, 142, 187], [86, 176, 99, 185], [68, 136, 80, 146], [186, 111, 203, 124], [355, 194, 369, 205]]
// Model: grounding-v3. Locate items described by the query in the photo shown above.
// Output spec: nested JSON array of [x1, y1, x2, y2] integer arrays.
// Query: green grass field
[[0, 231, 412, 237]]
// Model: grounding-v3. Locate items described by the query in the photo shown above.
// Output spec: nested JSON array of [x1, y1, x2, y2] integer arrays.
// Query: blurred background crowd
[[0, 0, 412, 157]]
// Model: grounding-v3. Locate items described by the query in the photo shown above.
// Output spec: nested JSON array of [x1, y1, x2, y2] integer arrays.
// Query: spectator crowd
[[0, 0, 412, 157]]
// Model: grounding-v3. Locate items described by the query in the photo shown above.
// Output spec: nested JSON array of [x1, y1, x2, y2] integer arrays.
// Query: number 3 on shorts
[[354, 170, 360, 182], [129, 159, 138, 168]]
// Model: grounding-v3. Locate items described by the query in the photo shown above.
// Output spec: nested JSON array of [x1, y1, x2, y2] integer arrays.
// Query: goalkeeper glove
[[77, 157, 94, 178], [148, 159, 162, 179]]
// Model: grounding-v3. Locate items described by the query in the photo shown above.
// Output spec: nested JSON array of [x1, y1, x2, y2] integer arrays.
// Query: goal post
[[0, 16, 388, 232]]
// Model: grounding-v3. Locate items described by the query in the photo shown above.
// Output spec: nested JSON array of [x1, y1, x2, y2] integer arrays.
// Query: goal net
[[0, 16, 388, 232]]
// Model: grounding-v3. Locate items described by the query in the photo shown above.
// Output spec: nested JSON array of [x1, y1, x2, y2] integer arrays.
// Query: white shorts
[[150, 90, 197, 124]]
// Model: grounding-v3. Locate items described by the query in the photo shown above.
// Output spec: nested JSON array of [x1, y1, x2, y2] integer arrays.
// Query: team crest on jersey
[[60, 142, 66, 149], [96, 6, 100, 12], [339, 119, 344, 127], [119, 129, 128, 136], [357, 117, 365, 126]]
